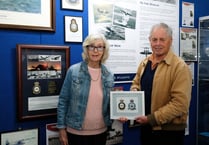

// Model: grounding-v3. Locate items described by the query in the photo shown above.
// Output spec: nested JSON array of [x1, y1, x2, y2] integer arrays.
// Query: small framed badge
[[110, 91, 145, 120], [64, 16, 83, 42]]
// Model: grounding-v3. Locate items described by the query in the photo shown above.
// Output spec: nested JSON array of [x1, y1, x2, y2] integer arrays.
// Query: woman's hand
[[131, 88, 138, 91], [59, 129, 69, 145], [118, 117, 128, 123]]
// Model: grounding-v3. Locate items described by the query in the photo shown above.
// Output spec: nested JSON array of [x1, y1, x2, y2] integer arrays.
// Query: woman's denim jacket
[[57, 61, 114, 130]]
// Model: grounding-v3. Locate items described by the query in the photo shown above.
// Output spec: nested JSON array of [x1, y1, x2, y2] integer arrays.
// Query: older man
[[130, 23, 192, 145]]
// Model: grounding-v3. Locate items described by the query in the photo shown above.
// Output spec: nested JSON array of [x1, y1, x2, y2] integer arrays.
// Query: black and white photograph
[[180, 27, 197, 61], [113, 6, 136, 29], [93, 4, 113, 23], [1, 128, 38, 145]]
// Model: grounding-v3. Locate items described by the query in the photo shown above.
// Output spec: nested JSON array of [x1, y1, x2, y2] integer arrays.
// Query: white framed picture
[[62, 0, 83, 11], [110, 91, 145, 120], [65, 16, 83, 42]]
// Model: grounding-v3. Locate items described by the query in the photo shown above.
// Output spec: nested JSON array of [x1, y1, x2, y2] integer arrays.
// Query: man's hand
[[135, 116, 148, 124]]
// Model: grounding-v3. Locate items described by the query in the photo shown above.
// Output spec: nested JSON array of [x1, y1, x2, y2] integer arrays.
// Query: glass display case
[[198, 15, 209, 145]]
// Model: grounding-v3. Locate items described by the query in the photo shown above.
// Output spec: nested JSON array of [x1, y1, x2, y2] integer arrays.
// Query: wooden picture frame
[[65, 16, 83, 42], [1, 128, 38, 145], [16, 44, 70, 121], [62, 0, 83, 11], [0, 0, 55, 31]]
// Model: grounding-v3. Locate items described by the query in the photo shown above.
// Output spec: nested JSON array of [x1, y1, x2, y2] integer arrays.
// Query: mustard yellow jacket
[[131, 50, 192, 131]]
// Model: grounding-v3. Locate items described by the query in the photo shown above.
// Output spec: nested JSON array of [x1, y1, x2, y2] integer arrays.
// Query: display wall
[[0, 0, 207, 145]]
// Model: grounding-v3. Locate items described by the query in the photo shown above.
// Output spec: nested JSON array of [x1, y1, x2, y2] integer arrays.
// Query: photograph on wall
[[182, 2, 194, 27], [112, 6, 137, 29], [180, 27, 197, 61], [27, 55, 62, 80], [17, 44, 70, 120], [1, 128, 38, 145], [46, 123, 60, 145], [106, 120, 123, 145], [65, 16, 83, 42], [0, 0, 55, 31]]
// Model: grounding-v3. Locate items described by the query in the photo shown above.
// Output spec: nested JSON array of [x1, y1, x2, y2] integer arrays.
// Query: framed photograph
[[0, 0, 55, 31], [180, 27, 197, 61], [110, 91, 145, 120], [46, 123, 60, 145], [65, 16, 83, 42], [1, 128, 38, 145], [17, 44, 70, 121], [62, 0, 83, 11]]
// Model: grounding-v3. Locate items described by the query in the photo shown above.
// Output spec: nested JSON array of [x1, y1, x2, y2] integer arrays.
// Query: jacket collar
[[162, 49, 174, 66], [142, 49, 174, 66]]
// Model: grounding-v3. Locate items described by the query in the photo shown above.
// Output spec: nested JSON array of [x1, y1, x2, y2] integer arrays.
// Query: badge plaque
[[17, 44, 69, 121], [110, 91, 145, 120]]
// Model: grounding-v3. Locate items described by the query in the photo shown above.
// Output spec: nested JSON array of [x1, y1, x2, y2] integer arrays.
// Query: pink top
[[67, 66, 107, 135]]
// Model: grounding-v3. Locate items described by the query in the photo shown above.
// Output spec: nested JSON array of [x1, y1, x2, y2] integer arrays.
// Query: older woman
[[57, 33, 114, 145]]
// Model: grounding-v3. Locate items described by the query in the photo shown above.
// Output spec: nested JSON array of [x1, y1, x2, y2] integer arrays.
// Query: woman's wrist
[[131, 88, 138, 91]]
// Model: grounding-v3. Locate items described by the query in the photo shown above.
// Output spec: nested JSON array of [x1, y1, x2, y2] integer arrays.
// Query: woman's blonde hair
[[82, 33, 109, 63]]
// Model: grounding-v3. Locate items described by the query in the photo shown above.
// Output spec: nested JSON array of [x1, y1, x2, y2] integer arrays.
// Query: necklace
[[90, 71, 101, 81], [88, 66, 101, 81]]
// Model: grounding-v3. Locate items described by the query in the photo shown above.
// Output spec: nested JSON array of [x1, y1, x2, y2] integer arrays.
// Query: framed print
[[110, 91, 145, 120], [0, 0, 55, 31], [46, 123, 60, 145], [180, 27, 197, 61], [17, 44, 70, 121], [65, 16, 83, 42], [1, 128, 38, 145], [62, 0, 83, 11]]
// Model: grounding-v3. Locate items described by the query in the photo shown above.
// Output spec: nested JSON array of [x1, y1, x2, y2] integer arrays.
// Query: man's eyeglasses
[[87, 45, 105, 52]]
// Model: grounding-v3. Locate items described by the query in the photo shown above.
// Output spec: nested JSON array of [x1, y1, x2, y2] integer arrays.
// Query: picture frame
[[180, 27, 197, 61], [62, 0, 83, 11], [0, 0, 55, 31], [1, 128, 38, 145], [17, 44, 70, 121], [65, 16, 83, 42], [110, 91, 145, 120], [46, 123, 60, 145]]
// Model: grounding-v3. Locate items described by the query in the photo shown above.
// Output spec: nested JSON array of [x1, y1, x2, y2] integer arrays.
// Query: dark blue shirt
[[141, 60, 157, 115]]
